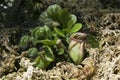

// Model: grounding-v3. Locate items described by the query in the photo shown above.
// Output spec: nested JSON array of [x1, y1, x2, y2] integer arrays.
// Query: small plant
[[20, 4, 84, 69]]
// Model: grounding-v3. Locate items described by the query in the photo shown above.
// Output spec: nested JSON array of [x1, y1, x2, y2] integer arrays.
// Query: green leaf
[[67, 14, 77, 28], [47, 4, 62, 21], [39, 11, 49, 23], [62, 29, 71, 34], [31, 27, 45, 39], [29, 37, 38, 46], [20, 35, 30, 48], [54, 27, 65, 37], [40, 39, 56, 46], [27, 47, 39, 57], [44, 25, 52, 39], [58, 48, 64, 55], [40, 4, 62, 26], [70, 23, 82, 33], [66, 34, 71, 43], [34, 56, 43, 68], [35, 56, 50, 69], [40, 11, 53, 27], [31, 27, 39, 37], [44, 46, 55, 62], [59, 9, 71, 28]]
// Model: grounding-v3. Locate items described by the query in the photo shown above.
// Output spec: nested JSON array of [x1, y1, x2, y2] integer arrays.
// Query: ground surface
[[0, 0, 120, 80]]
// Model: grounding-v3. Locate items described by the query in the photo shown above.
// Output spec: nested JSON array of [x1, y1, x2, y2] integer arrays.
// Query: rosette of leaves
[[39, 4, 82, 38], [39, 4, 84, 64], [20, 4, 84, 69], [20, 25, 55, 69], [20, 25, 54, 46]]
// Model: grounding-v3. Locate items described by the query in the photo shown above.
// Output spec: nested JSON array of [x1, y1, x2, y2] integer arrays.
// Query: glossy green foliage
[[20, 35, 30, 48], [58, 48, 64, 55], [54, 27, 65, 37], [31, 27, 45, 39], [40, 4, 62, 26], [44, 46, 55, 62], [20, 4, 83, 69], [40, 39, 56, 46], [34, 46, 55, 68], [34, 56, 51, 69], [70, 23, 82, 33], [47, 4, 62, 21], [44, 25, 52, 39], [59, 9, 71, 28], [40, 4, 82, 34], [27, 47, 39, 58]]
